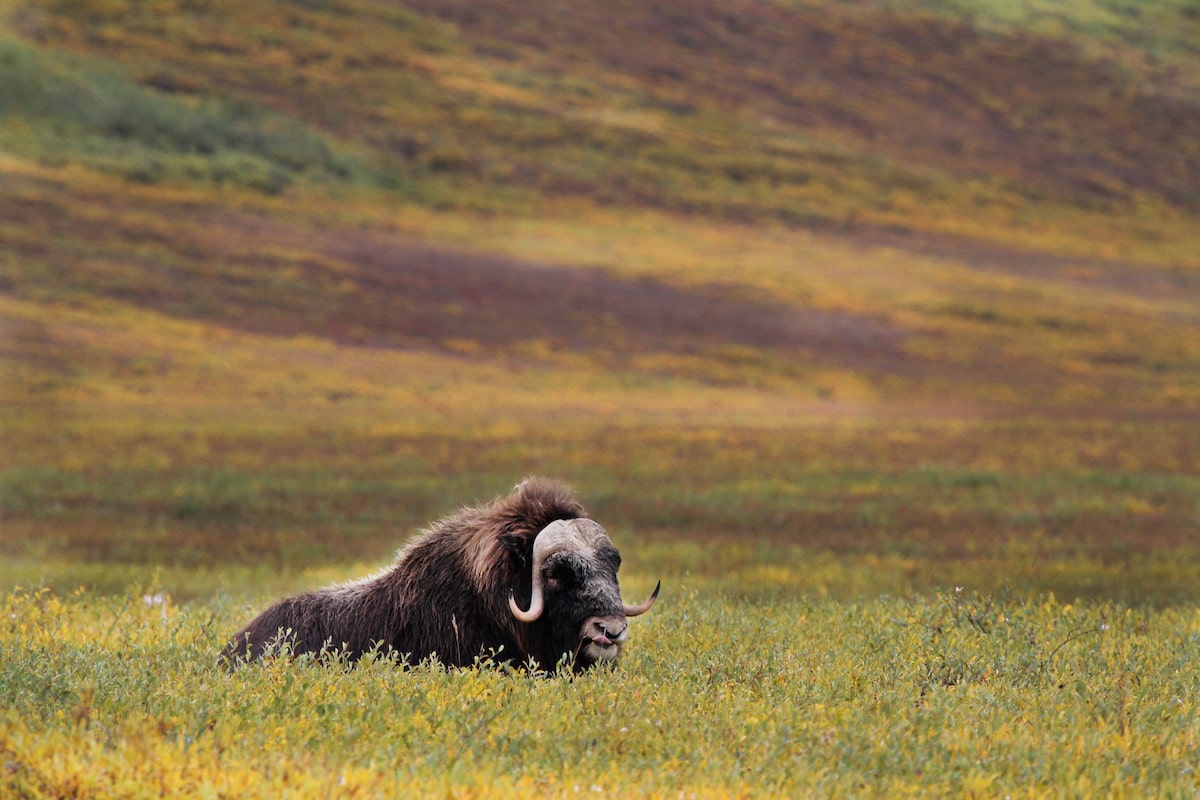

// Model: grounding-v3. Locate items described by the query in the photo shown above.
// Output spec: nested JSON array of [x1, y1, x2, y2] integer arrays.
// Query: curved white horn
[[623, 580, 661, 617], [509, 579, 544, 624], [509, 520, 570, 623]]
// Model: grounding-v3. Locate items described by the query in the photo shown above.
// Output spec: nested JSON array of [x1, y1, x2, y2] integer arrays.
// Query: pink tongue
[[591, 635, 613, 646]]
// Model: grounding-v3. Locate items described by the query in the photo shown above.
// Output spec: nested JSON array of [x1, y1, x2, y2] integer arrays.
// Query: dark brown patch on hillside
[[0, 170, 913, 378], [319, 233, 909, 367], [3, 169, 1189, 405]]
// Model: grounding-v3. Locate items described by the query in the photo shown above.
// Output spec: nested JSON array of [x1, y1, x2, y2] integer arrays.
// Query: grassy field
[[3, 0, 1200, 795], [4, 586, 1198, 797]]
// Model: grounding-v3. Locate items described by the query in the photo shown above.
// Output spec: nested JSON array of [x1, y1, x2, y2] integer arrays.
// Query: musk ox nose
[[585, 615, 628, 646], [598, 619, 627, 641]]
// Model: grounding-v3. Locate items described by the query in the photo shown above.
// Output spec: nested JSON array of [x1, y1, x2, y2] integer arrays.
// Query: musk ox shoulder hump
[[409, 477, 587, 588]]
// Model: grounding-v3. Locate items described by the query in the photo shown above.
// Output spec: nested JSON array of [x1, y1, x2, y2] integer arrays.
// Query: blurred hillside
[[4, 0, 1199, 224], [4, 0, 1200, 411], [4, 0, 1199, 380], [2, 1, 1200, 580]]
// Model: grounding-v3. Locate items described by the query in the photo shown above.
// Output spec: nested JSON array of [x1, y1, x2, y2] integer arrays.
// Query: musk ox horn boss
[[221, 478, 660, 671]]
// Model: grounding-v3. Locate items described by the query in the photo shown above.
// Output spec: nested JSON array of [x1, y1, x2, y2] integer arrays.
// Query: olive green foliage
[[2, 586, 1197, 797], [0, 34, 367, 193]]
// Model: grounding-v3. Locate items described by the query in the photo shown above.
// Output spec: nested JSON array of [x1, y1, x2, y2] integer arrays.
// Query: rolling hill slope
[[4, 0, 1198, 401], [6, 0, 1200, 228], [2, 0, 1199, 582]]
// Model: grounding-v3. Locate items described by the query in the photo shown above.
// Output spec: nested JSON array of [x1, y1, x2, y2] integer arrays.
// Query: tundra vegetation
[[2, 0, 1199, 796]]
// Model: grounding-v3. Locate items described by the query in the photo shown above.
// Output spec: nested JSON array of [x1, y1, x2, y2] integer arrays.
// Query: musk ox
[[221, 478, 659, 671]]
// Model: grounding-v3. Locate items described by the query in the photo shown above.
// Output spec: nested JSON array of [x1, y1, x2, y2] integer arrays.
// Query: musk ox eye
[[544, 563, 576, 589]]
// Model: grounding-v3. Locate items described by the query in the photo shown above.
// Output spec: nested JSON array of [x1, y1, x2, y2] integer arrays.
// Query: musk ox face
[[509, 518, 659, 669]]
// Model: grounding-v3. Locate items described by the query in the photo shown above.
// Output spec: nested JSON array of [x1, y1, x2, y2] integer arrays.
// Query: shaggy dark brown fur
[[221, 478, 597, 669]]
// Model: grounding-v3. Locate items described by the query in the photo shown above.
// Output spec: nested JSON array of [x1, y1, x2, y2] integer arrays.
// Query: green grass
[[0, 34, 372, 194], [2, 585, 1197, 797]]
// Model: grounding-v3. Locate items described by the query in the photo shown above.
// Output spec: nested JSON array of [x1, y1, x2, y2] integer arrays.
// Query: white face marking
[[534, 519, 608, 564]]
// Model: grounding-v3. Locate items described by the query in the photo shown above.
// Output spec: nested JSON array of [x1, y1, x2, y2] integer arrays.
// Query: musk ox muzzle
[[221, 478, 660, 672]]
